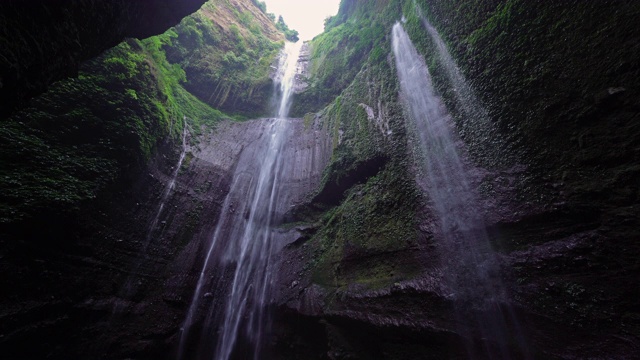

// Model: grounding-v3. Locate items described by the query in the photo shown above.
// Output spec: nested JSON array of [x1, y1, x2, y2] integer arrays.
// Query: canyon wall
[[1, 0, 638, 358], [0, 0, 208, 120], [0, 1, 288, 358], [272, 0, 640, 358]]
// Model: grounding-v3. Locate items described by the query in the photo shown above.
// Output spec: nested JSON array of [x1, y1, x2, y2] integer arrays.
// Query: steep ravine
[[1, 0, 639, 358], [267, 0, 640, 359]]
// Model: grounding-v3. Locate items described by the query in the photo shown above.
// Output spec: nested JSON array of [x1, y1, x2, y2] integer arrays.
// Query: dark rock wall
[[408, 0, 640, 357], [2, 0, 639, 358], [269, 0, 640, 359], [0, 0, 289, 357], [0, 115, 331, 358], [1, 134, 206, 359], [0, 0, 207, 120]]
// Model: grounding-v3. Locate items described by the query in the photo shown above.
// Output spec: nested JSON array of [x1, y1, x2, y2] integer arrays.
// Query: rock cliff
[[0, 0, 208, 120], [269, 0, 640, 358], [1, 0, 639, 358]]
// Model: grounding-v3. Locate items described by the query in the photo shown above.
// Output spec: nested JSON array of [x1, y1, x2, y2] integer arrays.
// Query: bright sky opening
[[262, 0, 342, 41]]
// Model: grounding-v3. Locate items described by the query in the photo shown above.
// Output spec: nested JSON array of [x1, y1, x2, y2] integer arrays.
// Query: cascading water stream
[[412, 2, 508, 163], [178, 41, 302, 360], [144, 121, 188, 251], [116, 122, 188, 304], [413, 2, 489, 124], [392, 22, 530, 359]]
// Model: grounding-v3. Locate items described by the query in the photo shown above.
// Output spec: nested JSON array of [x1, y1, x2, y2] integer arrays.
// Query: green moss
[[0, 40, 166, 223], [295, 7, 424, 293], [302, 113, 315, 129], [161, 1, 285, 117], [290, 0, 402, 117], [309, 164, 421, 291]]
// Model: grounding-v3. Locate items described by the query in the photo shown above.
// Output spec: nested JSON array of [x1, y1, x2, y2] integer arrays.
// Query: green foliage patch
[[0, 26, 229, 225], [161, 1, 284, 118], [289, 0, 425, 295], [0, 40, 172, 223], [275, 15, 299, 42], [0, 0, 292, 226], [290, 0, 400, 117]]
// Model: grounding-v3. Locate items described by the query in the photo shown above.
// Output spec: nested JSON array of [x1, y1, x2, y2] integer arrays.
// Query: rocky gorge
[[1, 0, 639, 359]]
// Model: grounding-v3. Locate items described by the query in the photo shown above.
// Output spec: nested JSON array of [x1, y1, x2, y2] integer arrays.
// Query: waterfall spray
[[178, 42, 302, 360], [412, 1, 510, 164], [392, 22, 531, 359]]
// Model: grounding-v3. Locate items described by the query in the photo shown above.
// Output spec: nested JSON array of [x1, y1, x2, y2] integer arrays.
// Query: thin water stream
[[413, 3, 489, 125], [144, 121, 188, 252], [116, 122, 188, 305], [412, 2, 508, 164], [392, 22, 530, 359]]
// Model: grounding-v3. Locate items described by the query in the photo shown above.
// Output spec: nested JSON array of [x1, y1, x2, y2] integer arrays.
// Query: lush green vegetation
[[286, 0, 425, 292], [142, 30, 226, 133], [0, 36, 227, 225], [290, 0, 400, 116], [160, 1, 284, 118], [1, 40, 162, 224], [275, 15, 299, 42], [0, 0, 286, 227]]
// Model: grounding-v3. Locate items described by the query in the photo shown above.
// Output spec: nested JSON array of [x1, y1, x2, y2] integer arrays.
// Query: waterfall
[[413, 3, 489, 123], [392, 22, 530, 359], [412, 1, 511, 165], [144, 121, 188, 252], [116, 122, 188, 305], [179, 41, 302, 360]]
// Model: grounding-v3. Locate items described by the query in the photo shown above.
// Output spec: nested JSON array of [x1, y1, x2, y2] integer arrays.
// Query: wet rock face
[[2, 0, 638, 358], [0, 0, 206, 120], [410, 0, 640, 357], [0, 117, 331, 359], [267, 1, 640, 358], [294, 43, 312, 94]]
